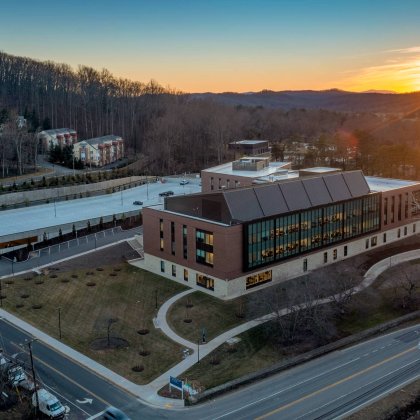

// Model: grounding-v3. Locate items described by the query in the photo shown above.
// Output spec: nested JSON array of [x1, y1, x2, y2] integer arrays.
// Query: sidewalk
[[1, 249, 419, 409]]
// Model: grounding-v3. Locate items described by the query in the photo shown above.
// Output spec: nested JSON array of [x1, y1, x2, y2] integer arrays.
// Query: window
[[196, 274, 214, 291], [398, 228, 401, 238], [246, 270, 272, 289], [303, 258, 308, 272], [365, 238, 369, 249], [323, 252, 328, 263], [171, 222, 175, 255], [183, 225, 188, 259], [344, 246, 348, 257], [383, 233, 387, 243], [196, 229, 214, 267], [404, 226, 407, 236], [160, 261, 165, 273], [384, 197, 388, 225], [159, 219, 164, 251], [391, 196, 395, 223], [172, 264, 176, 277], [398, 194, 402, 221], [371, 236, 377, 246], [414, 224, 416, 233], [183, 269, 188, 281], [333, 249, 337, 260]]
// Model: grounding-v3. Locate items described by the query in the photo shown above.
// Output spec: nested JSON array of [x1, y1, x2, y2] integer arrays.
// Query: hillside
[[189, 89, 420, 113]]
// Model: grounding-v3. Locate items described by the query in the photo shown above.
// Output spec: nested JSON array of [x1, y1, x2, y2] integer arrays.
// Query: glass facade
[[244, 194, 380, 270]]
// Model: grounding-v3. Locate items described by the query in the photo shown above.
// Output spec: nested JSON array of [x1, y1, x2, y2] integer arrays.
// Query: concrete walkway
[[1, 248, 419, 409]]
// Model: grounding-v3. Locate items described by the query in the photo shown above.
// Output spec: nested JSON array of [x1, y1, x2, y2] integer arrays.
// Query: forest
[[1, 51, 420, 178]]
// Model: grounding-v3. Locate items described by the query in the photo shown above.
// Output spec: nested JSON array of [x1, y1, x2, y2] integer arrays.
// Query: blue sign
[[170, 376, 183, 391]]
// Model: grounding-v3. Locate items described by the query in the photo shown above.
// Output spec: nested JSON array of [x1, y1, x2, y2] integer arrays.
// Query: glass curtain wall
[[245, 194, 380, 270]]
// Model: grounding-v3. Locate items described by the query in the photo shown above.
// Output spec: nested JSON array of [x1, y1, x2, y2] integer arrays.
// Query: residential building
[[142, 167, 420, 300], [73, 135, 124, 167], [38, 128, 77, 152]]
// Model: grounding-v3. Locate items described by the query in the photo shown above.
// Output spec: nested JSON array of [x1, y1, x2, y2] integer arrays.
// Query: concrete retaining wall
[[187, 309, 420, 405], [0, 176, 145, 206]]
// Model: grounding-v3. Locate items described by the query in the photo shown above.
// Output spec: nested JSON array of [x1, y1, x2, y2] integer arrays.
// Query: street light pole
[[197, 338, 200, 363], [155, 289, 158, 310]]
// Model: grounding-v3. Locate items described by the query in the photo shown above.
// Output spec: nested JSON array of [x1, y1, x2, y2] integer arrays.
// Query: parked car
[[103, 406, 131, 420], [132, 200, 143, 205], [180, 179, 189, 185], [159, 191, 174, 197], [32, 389, 65, 419]]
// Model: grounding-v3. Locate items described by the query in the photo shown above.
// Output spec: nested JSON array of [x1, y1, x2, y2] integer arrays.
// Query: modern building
[[73, 135, 124, 167], [228, 140, 270, 159], [38, 128, 77, 152], [142, 168, 420, 300], [201, 156, 292, 193]]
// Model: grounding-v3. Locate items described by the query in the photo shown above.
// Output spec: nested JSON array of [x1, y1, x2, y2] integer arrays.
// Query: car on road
[[132, 200, 143, 205], [159, 190, 174, 197], [103, 406, 131, 420], [180, 179, 189, 185]]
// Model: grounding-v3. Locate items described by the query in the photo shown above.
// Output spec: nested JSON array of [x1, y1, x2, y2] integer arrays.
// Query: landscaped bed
[[1, 262, 187, 384]]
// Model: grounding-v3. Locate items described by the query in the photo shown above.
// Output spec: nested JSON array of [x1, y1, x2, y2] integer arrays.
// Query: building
[[142, 167, 420, 300], [201, 156, 292, 193], [228, 140, 270, 159], [73, 135, 124, 167], [38, 128, 77, 152]]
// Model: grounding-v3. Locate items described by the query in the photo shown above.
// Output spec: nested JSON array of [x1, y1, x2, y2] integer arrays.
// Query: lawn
[[1, 263, 187, 384], [166, 291, 252, 343]]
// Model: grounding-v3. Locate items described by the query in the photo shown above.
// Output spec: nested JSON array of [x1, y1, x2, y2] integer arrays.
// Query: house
[[73, 135, 124, 167], [38, 128, 77, 153]]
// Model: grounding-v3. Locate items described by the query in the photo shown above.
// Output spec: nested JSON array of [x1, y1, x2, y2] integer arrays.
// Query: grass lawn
[[166, 291, 251, 342], [181, 327, 282, 391], [1, 263, 187, 384]]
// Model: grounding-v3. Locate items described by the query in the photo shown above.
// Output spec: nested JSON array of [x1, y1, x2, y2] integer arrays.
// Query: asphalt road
[[0, 227, 141, 277], [0, 319, 168, 419], [190, 324, 420, 420], [1, 316, 419, 419]]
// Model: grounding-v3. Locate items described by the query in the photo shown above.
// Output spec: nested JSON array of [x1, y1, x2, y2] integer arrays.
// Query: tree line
[[1, 51, 420, 177]]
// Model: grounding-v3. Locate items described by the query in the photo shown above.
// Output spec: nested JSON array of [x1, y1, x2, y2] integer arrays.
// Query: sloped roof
[[221, 170, 370, 222]]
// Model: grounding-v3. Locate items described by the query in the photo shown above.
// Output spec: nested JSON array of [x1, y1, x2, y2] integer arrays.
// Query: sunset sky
[[1, 0, 420, 93]]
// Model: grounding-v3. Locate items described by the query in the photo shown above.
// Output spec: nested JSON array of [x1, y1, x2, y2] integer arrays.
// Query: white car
[[180, 179, 189, 185]]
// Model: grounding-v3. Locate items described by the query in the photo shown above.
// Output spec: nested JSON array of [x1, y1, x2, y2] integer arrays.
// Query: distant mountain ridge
[[189, 89, 420, 113]]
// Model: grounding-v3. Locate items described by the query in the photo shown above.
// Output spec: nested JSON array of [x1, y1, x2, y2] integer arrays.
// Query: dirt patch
[[51, 242, 136, 272], [90, 337, 129, 351]]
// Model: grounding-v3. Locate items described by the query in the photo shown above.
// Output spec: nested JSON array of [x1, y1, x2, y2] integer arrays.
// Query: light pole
[[0, 280, 2, 308], [197, 338, 200, 363], [155, 289, 158, 310], [54, 197, 57, 218], [121, 189, 123, 207]]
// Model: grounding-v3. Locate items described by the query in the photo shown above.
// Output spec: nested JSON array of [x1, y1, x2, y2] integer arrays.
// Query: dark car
[[103, 406, 130, 420], [132, 200, 143, 205], [159, 191, 174, 197]]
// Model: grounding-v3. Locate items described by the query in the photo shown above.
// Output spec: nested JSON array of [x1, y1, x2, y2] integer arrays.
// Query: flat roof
[[229, 140, 268, 145], [365, 176, 420, 192], [0, 178, 201, 238], [202, 161, 290, 178], [301, 167, 341, 173]]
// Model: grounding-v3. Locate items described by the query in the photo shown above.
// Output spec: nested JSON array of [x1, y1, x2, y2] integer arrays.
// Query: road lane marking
[[210, 357, 361, 420], [337, 373, 420, 419], [255, 345, 417, 420], [294, 358, 420, 420]]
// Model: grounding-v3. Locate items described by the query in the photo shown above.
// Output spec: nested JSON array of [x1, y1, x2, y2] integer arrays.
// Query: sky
[[1, 0, 420, 93]]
